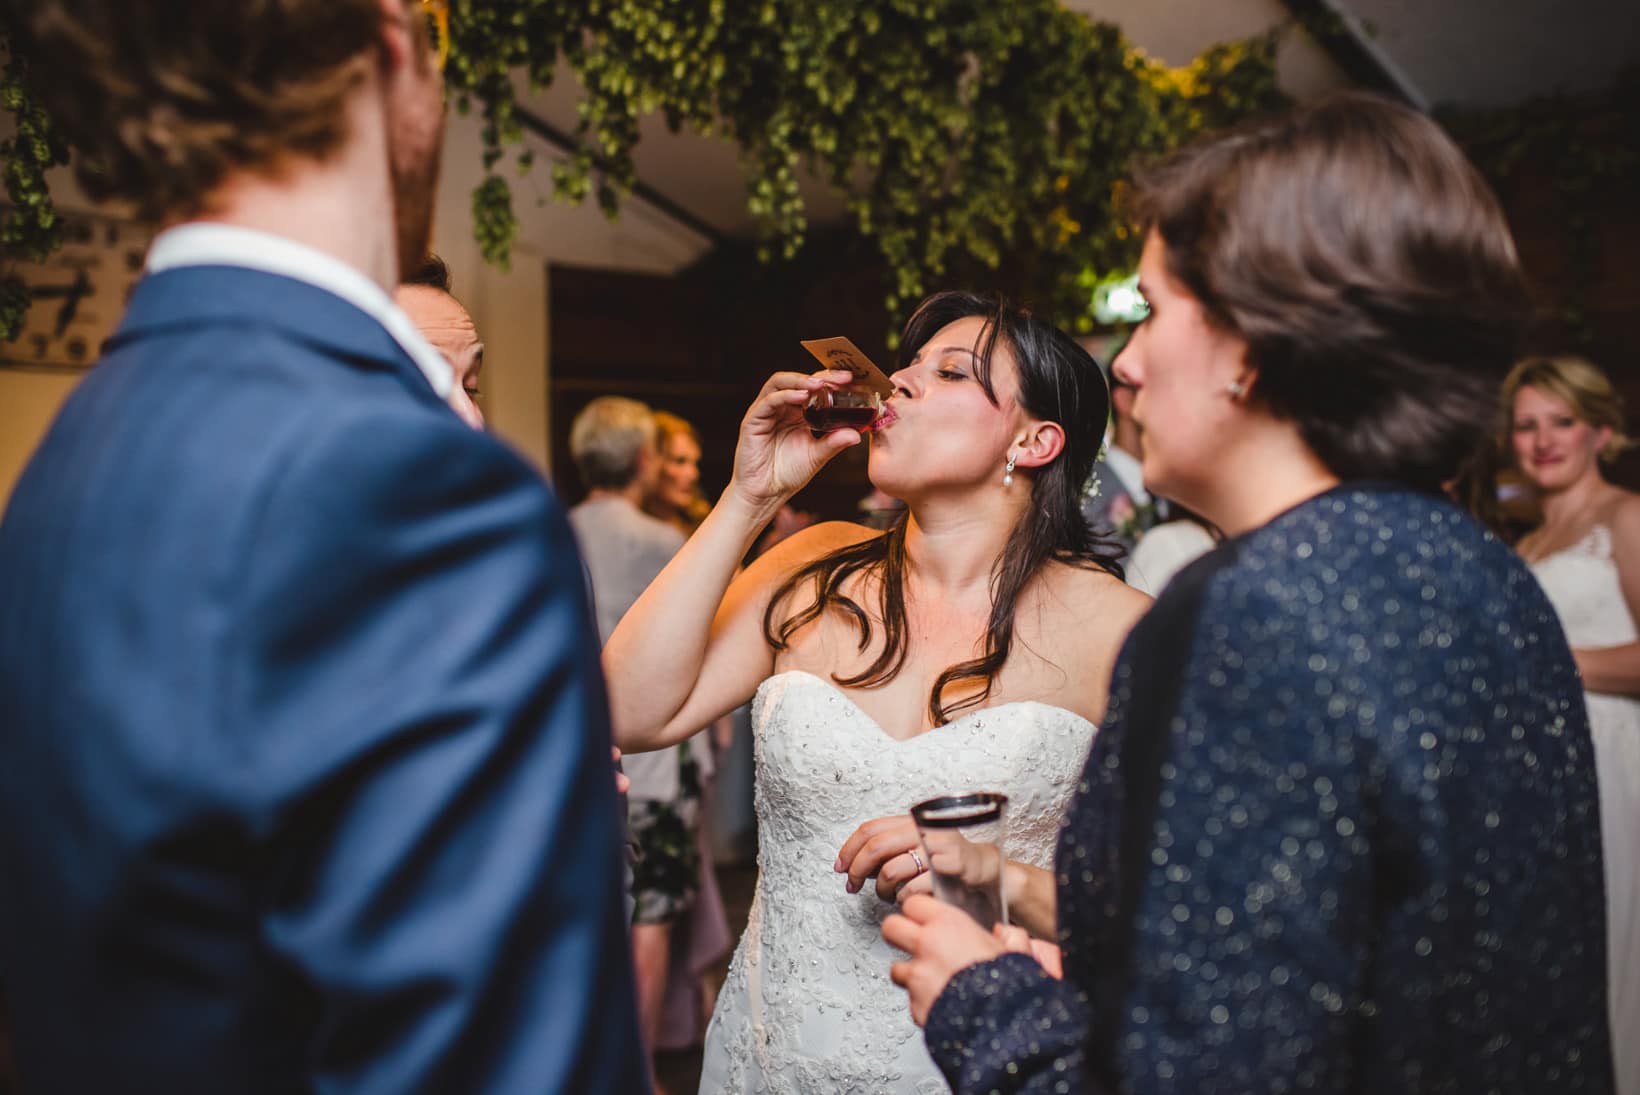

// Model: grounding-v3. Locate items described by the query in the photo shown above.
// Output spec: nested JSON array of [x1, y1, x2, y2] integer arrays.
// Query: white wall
[[0, 370, 79, 512], [0, 154, 116, 511], [428, 103, 713, 474]]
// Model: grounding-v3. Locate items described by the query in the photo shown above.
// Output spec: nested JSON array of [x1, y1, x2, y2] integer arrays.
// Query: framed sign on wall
[[1, 206, 152, 373]]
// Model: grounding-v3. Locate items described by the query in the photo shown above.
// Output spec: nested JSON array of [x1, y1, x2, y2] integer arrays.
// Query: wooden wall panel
[[548, 235, 894, 523]]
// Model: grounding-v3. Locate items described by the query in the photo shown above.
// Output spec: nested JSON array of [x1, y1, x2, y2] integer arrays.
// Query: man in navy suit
[[0, 2, 645, 1091]]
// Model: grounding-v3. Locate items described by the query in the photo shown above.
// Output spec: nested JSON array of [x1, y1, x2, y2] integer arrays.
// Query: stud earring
[[1226, 380, 1246, 399], [1003, 454, 1017, 487]]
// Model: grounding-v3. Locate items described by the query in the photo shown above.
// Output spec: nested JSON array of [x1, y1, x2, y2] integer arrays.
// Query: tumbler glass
[[909, 792, 1009, 930]]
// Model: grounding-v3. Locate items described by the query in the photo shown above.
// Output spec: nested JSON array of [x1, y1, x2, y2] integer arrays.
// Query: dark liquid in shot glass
[[804, 404, 879, 436]]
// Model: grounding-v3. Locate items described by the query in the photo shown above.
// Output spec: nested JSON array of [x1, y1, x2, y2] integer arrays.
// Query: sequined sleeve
[[925, 952, 1107, 1094], [1103, 573, 1385, 1092]]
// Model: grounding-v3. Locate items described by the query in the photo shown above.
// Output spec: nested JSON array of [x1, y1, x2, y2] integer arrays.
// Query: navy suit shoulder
[[0, 267, 645, 1093], [928, 485, 1612, 1094]]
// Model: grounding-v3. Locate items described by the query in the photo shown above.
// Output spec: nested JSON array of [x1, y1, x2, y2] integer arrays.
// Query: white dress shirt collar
[[145, 223, 454, 399]]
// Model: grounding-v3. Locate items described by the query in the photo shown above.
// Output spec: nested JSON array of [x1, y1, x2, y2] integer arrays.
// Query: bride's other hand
[[836, 814, 924, 901], [884, 894, 1007, 1027], [729, 370, 862, 512], [920, 830, 1003, 893], [895, 871, 934, 902]]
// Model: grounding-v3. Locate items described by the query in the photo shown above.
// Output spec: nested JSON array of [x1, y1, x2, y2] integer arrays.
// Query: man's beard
[[390, 116, 442, 281]]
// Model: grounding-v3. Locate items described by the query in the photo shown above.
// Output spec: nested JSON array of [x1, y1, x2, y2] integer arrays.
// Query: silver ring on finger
[[908, 849, 926, 874]]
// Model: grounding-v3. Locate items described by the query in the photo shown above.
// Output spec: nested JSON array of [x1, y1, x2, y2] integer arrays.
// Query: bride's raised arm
[[603, 369, 865, 753]]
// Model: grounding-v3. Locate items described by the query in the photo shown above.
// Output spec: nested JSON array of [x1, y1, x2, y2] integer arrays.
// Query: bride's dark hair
[[764, 291, 1122, 726]]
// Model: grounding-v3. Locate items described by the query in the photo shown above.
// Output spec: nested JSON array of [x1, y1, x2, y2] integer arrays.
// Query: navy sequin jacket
[[927, 484, 1613, 1093]]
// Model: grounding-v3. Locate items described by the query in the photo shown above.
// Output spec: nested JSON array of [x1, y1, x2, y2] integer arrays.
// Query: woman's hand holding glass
[[728, 369, 865, 515]]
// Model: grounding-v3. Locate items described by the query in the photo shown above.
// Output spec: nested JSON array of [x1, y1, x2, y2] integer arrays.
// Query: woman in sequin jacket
[[883, 92, 1617, 1094]]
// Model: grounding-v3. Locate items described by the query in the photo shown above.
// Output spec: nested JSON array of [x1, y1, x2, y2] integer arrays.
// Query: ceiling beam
[[513, 106, 728, 247], [1276, 0, 1428, 110]]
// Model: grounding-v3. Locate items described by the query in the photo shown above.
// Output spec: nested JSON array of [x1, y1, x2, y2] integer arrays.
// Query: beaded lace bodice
[[699, 670, 1098, 1094]]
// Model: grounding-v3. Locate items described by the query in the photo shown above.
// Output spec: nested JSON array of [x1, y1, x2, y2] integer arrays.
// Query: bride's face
[[868, 315, 1026, 500], [1511, 384, 1610, 493]]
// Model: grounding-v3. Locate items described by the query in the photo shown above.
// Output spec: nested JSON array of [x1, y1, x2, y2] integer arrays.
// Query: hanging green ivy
[[2, 1, 1291, 341], [444, 0, 1287, 330], [0, 10, 71, 341]]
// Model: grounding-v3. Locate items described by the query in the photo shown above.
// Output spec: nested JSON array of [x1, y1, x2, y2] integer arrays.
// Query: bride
[[1505, 354, 1640, 1095], [604, 291, 1150, 1092]]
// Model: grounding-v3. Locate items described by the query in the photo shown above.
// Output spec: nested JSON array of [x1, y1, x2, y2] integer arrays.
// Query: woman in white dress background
[[1506, 353, 1640, 1094], [604, 291, 1150, 1092]]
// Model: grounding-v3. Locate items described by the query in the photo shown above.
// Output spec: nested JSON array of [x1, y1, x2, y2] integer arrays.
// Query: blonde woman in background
[[1506, 353, 1640, 1094], [646, 411, 713, 533]]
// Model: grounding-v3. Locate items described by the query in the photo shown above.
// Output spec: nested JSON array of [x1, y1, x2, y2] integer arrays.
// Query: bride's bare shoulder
[[744, 520, 885, 585], [1041, 560, 1152, 645], [766, 520, 882, 563]]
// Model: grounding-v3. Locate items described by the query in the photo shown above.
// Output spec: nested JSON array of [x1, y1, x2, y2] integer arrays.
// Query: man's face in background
[[396, 284, 484, 428]]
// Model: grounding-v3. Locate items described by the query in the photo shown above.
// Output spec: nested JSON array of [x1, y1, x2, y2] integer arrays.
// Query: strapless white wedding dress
[[698, 670, 1097, 1093], [1532, 526, 1640, 1095]]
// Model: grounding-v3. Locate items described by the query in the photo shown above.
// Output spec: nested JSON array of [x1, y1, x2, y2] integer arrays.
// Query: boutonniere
[[1081, 466, 1103, 506]]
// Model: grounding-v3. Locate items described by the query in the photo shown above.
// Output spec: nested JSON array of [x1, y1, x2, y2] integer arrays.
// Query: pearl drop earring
[[1003, 454, 1017, 487]]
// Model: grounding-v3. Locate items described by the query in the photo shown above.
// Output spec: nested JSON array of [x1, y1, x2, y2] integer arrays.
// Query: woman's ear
[[1013, 421, 1066, 470], [1596, 424, 1616, 460], [1228, 351, 1259, 402]]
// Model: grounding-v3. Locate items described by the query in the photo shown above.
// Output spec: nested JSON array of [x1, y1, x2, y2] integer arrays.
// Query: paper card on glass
[[799, 337, 895, 398]]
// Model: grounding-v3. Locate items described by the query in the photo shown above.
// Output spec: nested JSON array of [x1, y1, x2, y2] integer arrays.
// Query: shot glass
[[803, 385, 882, 437]]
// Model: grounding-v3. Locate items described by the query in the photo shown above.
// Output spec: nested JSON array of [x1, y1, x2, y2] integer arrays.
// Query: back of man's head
[[2, 0, 387, 220], [570, 397, 657, 492], [402, 254, 453, 294]]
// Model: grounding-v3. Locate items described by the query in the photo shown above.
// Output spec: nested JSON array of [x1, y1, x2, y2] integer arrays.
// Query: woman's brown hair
[[1130, 91, 1531, 492]]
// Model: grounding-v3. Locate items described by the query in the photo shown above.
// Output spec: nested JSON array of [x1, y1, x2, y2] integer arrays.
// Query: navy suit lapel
[[106, 266, 445, 410]]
